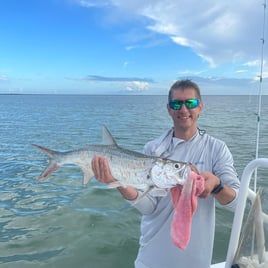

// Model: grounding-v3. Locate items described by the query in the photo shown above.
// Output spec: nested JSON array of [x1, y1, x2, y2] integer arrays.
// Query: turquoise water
[[1, 94, 268, 267]]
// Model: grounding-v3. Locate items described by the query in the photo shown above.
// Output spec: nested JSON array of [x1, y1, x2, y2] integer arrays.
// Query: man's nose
[[180, 103, 188, 111]]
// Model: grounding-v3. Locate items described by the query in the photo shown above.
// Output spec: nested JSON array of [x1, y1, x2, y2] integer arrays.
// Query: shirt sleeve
[[126, 191, 159, 215], [212, 141, 240, 211]]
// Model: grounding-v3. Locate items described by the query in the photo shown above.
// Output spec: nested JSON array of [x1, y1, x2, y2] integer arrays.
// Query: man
[[92, 79, 240, 268]]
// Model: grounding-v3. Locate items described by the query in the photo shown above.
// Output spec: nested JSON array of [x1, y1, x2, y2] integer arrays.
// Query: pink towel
[[170, 171, 205, 250]]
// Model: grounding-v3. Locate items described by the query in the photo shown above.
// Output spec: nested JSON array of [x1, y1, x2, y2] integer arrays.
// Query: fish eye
[[174, 163, 180, 169]]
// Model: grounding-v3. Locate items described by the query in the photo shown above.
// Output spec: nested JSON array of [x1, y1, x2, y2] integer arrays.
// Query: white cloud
[[177, 69, 206, 77], [140, 1, 267, 66], [74, 0, 111, 8], [125, 81, 149, 91], [0, 75, 8, 81], [236, 70, 248, 74], [244, 60, 261, 67], [77, 0, 267, 67], [263, 72, 268, 78]]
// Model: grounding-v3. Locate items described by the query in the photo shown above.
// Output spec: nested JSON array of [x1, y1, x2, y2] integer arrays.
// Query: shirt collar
[[172, 128, 200, 144]]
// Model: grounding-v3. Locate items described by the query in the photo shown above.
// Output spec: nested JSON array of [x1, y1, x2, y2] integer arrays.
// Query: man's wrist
[[211, 179, 224, 195]]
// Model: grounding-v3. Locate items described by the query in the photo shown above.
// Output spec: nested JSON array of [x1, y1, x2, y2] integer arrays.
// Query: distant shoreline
[[0, 93, 266, 96]]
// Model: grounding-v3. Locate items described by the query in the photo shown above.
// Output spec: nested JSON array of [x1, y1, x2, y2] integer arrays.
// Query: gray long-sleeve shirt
[[129, 128, 240, 268]]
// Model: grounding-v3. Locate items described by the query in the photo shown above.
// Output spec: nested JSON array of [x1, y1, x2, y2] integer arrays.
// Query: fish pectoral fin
[[107, 181, 123, 188], [130, 186, 154, 205], [81, 168, 95, 185]]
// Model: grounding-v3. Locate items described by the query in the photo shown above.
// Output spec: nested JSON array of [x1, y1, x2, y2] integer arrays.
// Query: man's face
[[167, 88, 203, 131]]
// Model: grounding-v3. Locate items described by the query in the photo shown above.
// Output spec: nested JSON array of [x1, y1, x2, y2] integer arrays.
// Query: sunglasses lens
[[185, 99, 199, 109], [169, 100, 183, 110]]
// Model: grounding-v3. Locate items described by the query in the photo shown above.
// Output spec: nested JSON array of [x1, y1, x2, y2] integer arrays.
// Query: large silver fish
[[33, 126, 191, 191]]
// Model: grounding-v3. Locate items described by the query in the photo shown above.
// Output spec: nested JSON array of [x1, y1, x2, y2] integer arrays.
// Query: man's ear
[[167, 103, 171, 115]]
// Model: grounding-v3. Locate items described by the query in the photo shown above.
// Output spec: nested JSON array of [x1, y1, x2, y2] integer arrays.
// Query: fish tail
[[32, 144, 61, 181], [32, 144, 57, 157]]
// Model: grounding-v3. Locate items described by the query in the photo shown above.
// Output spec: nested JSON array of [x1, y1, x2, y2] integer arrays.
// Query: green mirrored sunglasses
[[169, 99, 200, 110]]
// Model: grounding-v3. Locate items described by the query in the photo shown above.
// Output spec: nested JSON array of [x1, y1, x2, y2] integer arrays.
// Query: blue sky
[[0, 0, 268, 95]]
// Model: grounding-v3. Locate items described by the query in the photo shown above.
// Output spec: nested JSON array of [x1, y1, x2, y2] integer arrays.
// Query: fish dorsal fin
[[102, 125, 117, 146]]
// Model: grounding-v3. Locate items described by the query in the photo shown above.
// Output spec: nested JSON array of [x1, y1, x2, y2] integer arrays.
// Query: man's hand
[[199, 172, 220, 198], [199, 171, 236, 205], [91, 155, 139, 201], [91, 154, 115, 183]]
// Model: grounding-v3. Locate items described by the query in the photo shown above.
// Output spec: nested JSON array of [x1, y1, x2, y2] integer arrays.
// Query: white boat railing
[[224, 158, 268, 268]]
